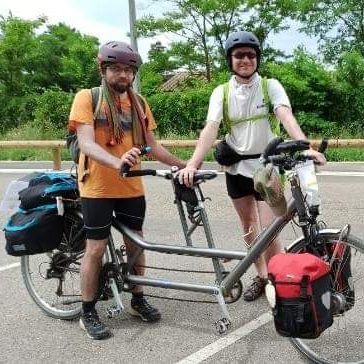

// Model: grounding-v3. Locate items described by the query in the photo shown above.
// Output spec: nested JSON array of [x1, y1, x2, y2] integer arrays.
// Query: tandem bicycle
[[20, 138, 364, 364]]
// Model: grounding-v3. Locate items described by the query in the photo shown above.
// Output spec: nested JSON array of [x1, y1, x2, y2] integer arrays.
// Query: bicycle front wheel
[[21, 210, 85, 320], [287, 230, 364, 364]]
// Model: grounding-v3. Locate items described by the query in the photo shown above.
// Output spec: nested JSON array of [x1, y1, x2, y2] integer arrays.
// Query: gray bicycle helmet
[[97, 41, 142, 69], [225, 31, 261, 71]]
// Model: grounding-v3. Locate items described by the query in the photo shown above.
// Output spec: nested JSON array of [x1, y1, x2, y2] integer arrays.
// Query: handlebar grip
[[318, 138, 328, 154], [123, 169, 157, 177], [121, 145, 152, 177], [262, 137, 284, 160], [193, 171, 217, 182]]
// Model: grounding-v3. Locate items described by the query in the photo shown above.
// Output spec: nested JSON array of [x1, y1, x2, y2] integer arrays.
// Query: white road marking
[[175, 312, 272, 364], [0, 169, 70, 174], [0, 262, 20, 272], [317, 171, 364, 177]]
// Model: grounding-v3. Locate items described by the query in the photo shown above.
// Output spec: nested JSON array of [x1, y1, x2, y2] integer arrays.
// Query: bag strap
[[222, 77, 280, 135], [300, 275, 309, 298], [91, 86, 103, 117], [262, 77, 280, 135], [80, 87, 102, 181]]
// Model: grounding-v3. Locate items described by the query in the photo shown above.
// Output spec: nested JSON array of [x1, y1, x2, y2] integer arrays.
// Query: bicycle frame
[[113, 198, 294, 289], [109, 170, 303, 326]]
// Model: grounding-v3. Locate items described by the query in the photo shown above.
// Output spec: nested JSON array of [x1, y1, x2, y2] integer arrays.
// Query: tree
[[0, 14, 44, 96], [29, 23, 100, 91], [292, 0, 364, 62], [136, 0, 290, 81], [0, 15, 100, 132]]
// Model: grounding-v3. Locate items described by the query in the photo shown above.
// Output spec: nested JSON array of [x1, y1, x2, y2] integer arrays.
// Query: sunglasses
[[231, 52, 257, 60]]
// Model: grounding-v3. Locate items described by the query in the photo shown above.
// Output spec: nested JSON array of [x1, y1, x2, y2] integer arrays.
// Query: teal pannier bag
[[4, 204, 64, 256]]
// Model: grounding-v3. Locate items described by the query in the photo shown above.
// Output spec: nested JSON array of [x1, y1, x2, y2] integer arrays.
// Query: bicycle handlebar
[[261, 137, 328, 170], [124, 169, 218, 184]]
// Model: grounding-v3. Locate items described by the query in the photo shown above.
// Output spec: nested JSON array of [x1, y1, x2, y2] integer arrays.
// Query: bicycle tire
[[21, 210, 85, 320], [286, 230, 364, 364]]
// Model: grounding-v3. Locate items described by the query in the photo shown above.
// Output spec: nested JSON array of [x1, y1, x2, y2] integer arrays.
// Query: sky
[[0, 0, 319, 62]]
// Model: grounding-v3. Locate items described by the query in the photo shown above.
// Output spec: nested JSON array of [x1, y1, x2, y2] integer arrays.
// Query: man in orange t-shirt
[[69, 41, 185, 340]]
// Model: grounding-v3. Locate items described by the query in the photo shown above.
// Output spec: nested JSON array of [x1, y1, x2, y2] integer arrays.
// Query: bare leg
[[257, 200, 282, 266], [123, 231, 145, 294], [80, 238, 108, 301], [231, 195, 267, 277]]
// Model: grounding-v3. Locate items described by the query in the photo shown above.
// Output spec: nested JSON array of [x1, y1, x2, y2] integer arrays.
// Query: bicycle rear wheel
[[287, 230, 364, 364], [21, 210, 85, 320]]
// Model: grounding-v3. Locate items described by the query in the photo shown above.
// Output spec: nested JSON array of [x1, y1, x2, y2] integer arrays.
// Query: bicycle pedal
[[214, 317, 232, 335], [106, 305, 122, 319]]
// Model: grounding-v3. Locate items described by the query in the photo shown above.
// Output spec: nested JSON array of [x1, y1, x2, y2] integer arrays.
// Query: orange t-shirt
[[69, 89, 157, 198]]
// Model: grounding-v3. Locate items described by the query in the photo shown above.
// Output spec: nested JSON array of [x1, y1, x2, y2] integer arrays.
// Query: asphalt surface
[[0, 161, 363, 364]]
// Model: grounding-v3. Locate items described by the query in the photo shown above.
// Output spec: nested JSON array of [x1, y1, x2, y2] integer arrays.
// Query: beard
[[108, 79, 132, 93]]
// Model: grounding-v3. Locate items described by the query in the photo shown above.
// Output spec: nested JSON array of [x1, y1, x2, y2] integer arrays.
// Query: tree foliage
[[292, 0, 364, 62], [136, 0, 290, 80], [0, 14, 99, 132], [0, 7, 363, 141]]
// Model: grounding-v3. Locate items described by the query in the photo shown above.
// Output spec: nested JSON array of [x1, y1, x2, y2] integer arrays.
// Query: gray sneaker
[[243, 276, 267, 302], [130, 297, 161, 322], [79, 309, 111, 340]]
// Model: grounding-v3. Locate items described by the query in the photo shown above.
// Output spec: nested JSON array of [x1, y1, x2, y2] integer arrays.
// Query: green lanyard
[[222, 77, 280, 135]]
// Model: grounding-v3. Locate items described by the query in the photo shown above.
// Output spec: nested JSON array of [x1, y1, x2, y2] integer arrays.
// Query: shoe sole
[[79, 318, 111, 340], [243, 292, 264, 302], [129, 308, 161, 322]]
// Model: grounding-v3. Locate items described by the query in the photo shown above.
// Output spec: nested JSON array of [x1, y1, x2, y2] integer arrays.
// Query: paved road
[[0, 162, 363, 364]]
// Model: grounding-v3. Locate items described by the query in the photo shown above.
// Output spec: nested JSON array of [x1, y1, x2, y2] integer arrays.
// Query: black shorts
[[81, 196, 146, 240], [225, 173, 263, 201]]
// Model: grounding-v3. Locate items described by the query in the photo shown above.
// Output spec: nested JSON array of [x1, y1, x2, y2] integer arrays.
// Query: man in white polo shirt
[[178, 30, 325, 301]]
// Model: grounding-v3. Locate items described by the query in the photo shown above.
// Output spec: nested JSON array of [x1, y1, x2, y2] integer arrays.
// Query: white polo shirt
[[206, 73, 291, 178]]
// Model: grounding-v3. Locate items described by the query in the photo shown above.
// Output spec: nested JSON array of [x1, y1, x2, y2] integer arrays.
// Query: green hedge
[[147, 87, 215, 138]]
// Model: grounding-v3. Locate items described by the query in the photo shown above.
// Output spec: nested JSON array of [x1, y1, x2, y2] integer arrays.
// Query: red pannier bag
[[267, 252, 333, 338]]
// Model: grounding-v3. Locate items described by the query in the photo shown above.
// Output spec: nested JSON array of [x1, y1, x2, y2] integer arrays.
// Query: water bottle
[[296, 159, 321, 208]]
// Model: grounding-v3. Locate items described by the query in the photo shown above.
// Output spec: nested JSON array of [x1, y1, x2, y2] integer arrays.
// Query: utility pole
[[128, 0, 140, 92]]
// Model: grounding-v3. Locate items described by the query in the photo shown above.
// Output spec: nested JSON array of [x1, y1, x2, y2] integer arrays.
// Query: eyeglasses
[[107, 65, 135, 75], [231, 52, 257, 60]]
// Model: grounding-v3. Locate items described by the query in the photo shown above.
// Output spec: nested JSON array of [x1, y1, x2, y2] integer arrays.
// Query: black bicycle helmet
[[97, 41, 142, 70], [225, 31, 261, 71]]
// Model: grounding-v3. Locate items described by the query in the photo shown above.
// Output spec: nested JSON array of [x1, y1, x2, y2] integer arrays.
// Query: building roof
[[160, 71, 207, 91]]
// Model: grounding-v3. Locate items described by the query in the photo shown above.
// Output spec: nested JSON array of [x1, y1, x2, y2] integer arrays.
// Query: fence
[[0, 139, 363, 170]]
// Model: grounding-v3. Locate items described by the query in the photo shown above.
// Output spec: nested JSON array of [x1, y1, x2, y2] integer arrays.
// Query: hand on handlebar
[[303, 149, 327, 166], [176, 164, 198, 187]]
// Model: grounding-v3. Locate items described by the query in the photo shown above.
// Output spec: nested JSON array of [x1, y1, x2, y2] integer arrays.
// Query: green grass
[[325, 148, 364, 162], [0, 147, 363, 162]]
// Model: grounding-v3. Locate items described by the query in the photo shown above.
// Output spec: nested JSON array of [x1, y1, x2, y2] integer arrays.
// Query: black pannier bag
[[18, 172, 78, 210], [267, 252, 333, 339], [4, 204, 64, 256]]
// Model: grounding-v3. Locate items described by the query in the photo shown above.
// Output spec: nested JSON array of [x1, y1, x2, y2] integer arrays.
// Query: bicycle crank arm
[[106, 278, 125, 318]]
